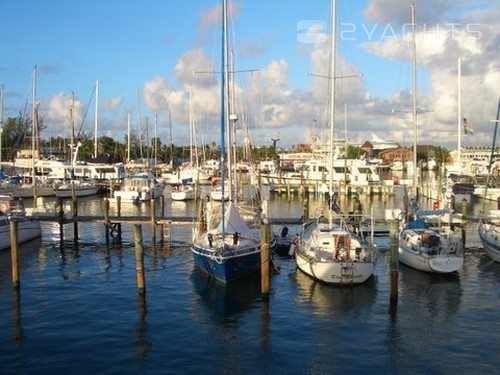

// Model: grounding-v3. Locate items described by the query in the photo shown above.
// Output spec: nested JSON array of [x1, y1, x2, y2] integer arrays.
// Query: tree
[[346, 145, 365, 159], [1, 113, 32, 160]]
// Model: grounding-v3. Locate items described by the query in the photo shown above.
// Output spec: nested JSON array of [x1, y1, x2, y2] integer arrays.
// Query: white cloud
[[101, 96, 123, 110]]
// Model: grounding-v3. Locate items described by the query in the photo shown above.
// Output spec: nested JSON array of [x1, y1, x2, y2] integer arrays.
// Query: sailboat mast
[[127, 111, 131, 163], [220, 0, 229, 234], [0, 84, 3, 172], [169, 109, 174, 167], [154, 112, 158, 169], [328, 0, 337, 227], [410, 1, 418, 192], [457, 58, 462, 170], [230, 49, 237, 201], [188, 83, 193, 167], [94, 79, 99, 159], [32, 66, 38, 199]]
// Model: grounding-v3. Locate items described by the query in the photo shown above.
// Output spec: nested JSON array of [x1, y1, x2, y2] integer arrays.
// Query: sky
[[0, 0, 498, 152]]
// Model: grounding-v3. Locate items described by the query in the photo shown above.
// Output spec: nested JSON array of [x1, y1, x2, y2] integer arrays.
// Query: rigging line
[[76, 85, 96, 140]]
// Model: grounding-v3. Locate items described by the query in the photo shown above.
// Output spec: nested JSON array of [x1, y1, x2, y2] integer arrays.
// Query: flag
[[463, 117, 474, 135]]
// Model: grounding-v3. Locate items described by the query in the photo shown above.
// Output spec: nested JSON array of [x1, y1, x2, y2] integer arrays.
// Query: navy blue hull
[[191, 245, 261, 284]]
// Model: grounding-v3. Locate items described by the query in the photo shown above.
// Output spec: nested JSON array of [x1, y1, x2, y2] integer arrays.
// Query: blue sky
[[0, 0, 498, 151]]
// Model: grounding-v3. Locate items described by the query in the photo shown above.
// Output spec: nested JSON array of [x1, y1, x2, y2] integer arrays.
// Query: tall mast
[[32, 66, 38, 199], [220, 0, 229, 234], [410, 1, 418, 192], [457, 58, 462, 170], [0, 84, 3, 173], [127, 111, 131, 163], [223, 1, 231, 202], [154, 112, 158, 169], [328, 0, 337, 195], [189, 83, 194, 167], [169, 109, 174, 167], [328, 0, 337, 228], [94, 79, 99, 158], [230, 49, 238, 201]]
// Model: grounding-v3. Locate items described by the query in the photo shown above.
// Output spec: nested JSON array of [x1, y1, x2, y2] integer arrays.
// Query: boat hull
[[398, 247, 464, 272], [54, 187, 99, 198], [0, 219, 42, 251], [295, 250, 375, 285], [478, 222, 500, 262], [191, 244, 261, 284]]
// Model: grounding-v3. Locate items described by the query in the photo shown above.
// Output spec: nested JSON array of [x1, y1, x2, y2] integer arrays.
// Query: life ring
[[432, 201, 439, 210]]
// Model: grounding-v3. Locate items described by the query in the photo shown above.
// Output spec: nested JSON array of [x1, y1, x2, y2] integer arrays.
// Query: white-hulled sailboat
[[293, 0, 377, 285], [398, 2, 464, 273], [478, 98, 500, 262]]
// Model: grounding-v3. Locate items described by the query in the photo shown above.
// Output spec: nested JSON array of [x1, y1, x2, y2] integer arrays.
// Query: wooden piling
[[389, 220, 399, 299], [260, 221, 270, 298], [116, 196, 122, 239], [150, 195, 156, 247], [103, 198, 110, 245], [160, 195, 165, 241], [10, 220, 20, 289], [303, 187, 309, 222], [58, 198, 64, 244], [461, 199, 467, 247], [134, 224, 146, 295], [72, 197, 78, 243]]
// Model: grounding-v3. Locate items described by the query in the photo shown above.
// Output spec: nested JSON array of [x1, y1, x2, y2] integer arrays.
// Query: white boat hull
[[0, 218, 42, 251], [478, 221, 500, 262], [296, 251, 375, 284], [294, 220, 377, 285], [171, 187, 196, 201], [399, 226, 464, 273]]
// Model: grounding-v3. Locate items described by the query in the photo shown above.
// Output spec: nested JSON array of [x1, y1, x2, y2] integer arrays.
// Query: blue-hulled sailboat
[[190, 0, 266, 283]]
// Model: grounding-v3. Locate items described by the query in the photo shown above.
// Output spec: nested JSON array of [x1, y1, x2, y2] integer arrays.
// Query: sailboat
[[5, 66, 55, 198], [0, 194, 41, 251], [398, 2, 464, 273], [478, 98, 500, 262], [293, 0, 377, 285], [190, 0, 266, 284], [53, 95, 99, 199]]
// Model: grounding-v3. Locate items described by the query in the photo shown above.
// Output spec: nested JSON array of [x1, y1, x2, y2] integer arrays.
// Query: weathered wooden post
[[150, 195, 156, 249], [160, 195, 165, 241], [389, 219, 399, 301], [72, 196, 78, 243], [303, 187, 309, 222], [116, 196, 122, 239], [260, 220, 270, 298], [10, 220, 20, 289], [134, 224, 146, 295], [103, 198, 110, 246], [461, 199, 467, 247], [58, 197, 64, 245]]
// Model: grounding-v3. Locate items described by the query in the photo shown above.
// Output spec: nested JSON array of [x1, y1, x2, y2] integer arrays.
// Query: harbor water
[[1, 189, 499, 374]]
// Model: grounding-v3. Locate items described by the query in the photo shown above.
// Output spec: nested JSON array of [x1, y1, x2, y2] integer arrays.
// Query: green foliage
[[346, 145, 364, 159]]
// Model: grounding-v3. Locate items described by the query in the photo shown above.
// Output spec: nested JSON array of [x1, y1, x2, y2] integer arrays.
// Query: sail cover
[[211, 202, 254, 238]]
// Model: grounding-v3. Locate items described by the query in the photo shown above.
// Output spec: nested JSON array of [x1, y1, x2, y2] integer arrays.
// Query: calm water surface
[[1, 190, 499, 374]]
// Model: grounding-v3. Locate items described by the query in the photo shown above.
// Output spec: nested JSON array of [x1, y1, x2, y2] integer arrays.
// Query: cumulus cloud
[[101, 96, 123, 110], [40, 92, 86, 139], [133, 0, 498, 149]]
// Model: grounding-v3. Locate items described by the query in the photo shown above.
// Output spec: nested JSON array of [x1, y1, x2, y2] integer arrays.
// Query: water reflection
[[291, 269, 377, 317], [134, 294, 151, 361], [190, 269, 262, 324], [399, 265, 463, 318]]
